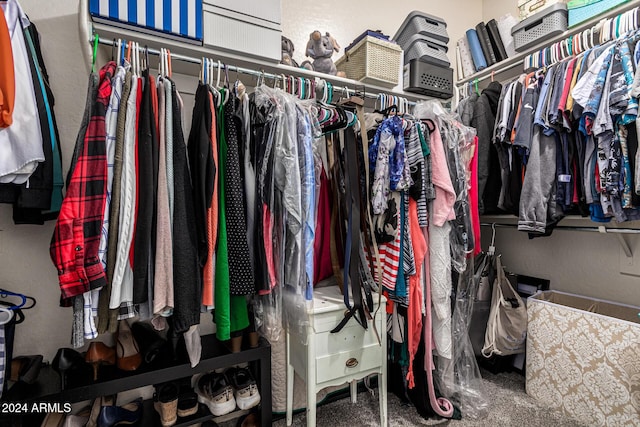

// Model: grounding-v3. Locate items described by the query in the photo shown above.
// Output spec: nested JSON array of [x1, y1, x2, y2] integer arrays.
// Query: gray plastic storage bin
[[403, 36, 450, 68], [511, 3, 567, 52], [393, 11, 449, 48], [403, 59, 453, 99]]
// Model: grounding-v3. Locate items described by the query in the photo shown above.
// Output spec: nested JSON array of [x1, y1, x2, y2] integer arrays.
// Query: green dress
[[214, 88, 249, 340]]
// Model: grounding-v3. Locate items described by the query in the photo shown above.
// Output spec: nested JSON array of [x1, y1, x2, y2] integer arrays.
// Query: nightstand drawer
[[315, 342, 382, 384], [312, 298, 385, 333], [315, 321, 382, 358]]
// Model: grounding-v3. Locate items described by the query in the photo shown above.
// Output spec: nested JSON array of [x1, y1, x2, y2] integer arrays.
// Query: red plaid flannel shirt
[[50, 62, 116, 304]]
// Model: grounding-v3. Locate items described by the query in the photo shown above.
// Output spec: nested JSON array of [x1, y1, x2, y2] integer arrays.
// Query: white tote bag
[[482, 256, 527, 357]]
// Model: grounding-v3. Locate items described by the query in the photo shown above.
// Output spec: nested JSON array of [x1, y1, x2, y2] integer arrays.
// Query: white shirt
[[110, 75, 138, 309], [0, 0, 43, 184]]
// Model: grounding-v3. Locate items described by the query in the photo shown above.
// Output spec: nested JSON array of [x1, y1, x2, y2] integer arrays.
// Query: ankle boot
[[131, 321, 169, 366]]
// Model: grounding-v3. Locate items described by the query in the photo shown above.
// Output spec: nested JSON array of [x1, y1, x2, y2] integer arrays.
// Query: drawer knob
[[346, 358, 359, 368]]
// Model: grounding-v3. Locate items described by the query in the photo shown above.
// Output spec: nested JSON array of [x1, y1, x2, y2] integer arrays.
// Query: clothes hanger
[[488, 223, 497, 256], [120, 39, 126, 67], [125, 40, 132, 66], [205, 58, 221, 108], [115, 39, 120, 66], [0, 288, 35, 310], [111, 38, 116, 62], [215, 60, 230, 107], [166, 49, 172, 78], [159, 48, 165, 77], [134, 42, 140, 77], [306, 78, 313, 99], [327, 81, 333, 104], [375, 93, 382, 111], [91, 34, 99, 73], [0, 307, 13, 326], [223, 63, 232, 105]]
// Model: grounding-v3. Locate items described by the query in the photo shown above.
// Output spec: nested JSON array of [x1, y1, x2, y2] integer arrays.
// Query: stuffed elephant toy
[[301, 31, 341, 75]]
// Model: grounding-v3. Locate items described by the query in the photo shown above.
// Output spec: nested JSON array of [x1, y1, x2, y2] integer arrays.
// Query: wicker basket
[[335, 36, 403, 88]]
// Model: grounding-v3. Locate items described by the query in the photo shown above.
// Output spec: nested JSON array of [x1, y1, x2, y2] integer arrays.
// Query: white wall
[[483, 0, 518, 22], [281, 0, 483, 75]]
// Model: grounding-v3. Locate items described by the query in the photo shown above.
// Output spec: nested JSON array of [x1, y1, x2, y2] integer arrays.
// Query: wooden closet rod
[[93, 35, 417, 106]]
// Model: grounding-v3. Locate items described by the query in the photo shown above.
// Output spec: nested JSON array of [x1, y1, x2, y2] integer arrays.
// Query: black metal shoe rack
[[3, 334, 271, 427]]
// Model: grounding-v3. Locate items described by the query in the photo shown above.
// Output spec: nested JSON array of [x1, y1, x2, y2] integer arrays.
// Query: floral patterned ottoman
[[526, 291, 640, 427]]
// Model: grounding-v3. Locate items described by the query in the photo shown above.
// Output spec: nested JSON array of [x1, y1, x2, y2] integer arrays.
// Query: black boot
[[131, 322, 170, 368]]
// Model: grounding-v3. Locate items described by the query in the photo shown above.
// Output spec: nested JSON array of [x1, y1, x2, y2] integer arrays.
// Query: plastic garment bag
[[434, 255, 490, 419], [253, 85, 316, 343], [414, 100, 488, 419]]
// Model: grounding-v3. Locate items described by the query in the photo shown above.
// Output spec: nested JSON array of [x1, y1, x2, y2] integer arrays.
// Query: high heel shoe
[[115, 320, 142, 371], [85, 342, 116, 381], [97, 398, 143, 427], [52, 348, 88, 390], [10, 354, 43, 384]]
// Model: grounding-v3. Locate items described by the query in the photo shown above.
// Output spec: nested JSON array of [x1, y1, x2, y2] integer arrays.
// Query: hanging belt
[[327, 133, 345, 292], [332, 127, 368, 332], [356, 105, 383, 345]]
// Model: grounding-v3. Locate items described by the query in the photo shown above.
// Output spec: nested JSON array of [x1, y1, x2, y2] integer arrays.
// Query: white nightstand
[[286, 286, 387, 427]]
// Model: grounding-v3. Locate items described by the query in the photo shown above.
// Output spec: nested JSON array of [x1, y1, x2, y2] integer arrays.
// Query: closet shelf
[[141, 401, 250, 427], [481, 214, 640, 231], [90, 21, 432, 104], [456, 0, 640, 87]]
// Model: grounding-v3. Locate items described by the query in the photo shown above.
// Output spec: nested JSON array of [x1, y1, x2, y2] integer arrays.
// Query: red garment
[[406, 199, 426, 389], [313, 168, 333, 285], [558, 57, 578, 120], [0, 7, 14, 128], [50, 62, 116, 303], [470, 136, 481, 256], [259, 203, 277, 295], [202, 91, 218, 307], [129, 77, 143, 267]]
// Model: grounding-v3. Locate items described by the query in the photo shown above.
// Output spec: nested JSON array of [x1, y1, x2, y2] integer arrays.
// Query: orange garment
[[150, 75, 159, 138], [509, 73, 533, 143], [406, 198, 426, 389], [202, 91, 218, 306], [0, 7, 14, 128]]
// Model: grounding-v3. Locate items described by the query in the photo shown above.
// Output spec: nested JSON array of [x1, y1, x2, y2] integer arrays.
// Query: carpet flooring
[[274, 370, 586, 427]]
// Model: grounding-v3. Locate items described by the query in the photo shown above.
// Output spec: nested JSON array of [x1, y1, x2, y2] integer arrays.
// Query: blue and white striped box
[[89, 0, 203, 41]]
